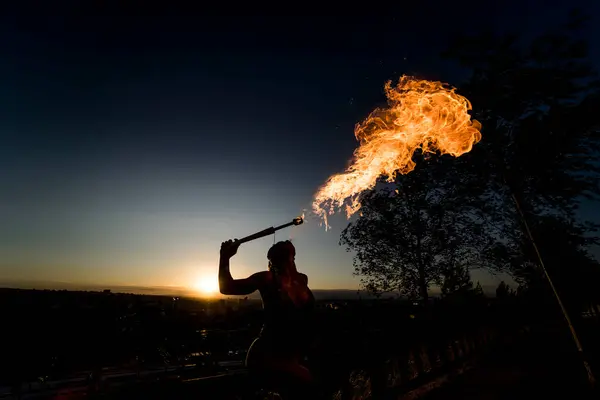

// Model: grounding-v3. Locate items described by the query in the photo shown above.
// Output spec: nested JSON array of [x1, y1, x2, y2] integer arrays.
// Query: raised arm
[[218, 240, 265, 295]]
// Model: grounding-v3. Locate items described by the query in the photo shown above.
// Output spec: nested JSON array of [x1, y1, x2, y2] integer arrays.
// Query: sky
[[2, 3, 600, 293]]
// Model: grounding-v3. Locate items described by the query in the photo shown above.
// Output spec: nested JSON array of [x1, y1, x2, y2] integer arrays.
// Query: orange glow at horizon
[[313, 76, 482, 229], [192, 274, 220, 297]]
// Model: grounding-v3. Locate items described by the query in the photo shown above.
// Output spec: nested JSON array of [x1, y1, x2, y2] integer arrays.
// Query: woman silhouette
[[218, 239, 316, 395]]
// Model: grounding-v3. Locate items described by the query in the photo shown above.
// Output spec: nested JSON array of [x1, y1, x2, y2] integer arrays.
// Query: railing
[[329, 324, 531, 399]]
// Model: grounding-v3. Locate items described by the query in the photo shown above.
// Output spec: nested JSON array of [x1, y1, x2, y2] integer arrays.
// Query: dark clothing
[[244, 270, 319, 399], [258, 272, 315, 353]]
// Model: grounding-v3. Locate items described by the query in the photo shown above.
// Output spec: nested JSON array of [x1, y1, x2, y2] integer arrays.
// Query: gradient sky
[[2, 4, 600, 292]]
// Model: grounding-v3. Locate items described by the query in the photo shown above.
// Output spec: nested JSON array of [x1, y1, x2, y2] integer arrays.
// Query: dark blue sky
[[1, 4, 599, 291]]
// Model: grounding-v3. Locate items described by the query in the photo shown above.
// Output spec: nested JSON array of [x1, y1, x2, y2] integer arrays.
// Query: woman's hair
[[267, 240, 295, 274]]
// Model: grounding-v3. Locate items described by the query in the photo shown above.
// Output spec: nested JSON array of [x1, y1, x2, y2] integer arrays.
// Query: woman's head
[[267, 240, 296, 274]]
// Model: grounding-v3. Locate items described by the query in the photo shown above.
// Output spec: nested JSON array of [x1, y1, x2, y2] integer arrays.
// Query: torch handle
[[235, 218, 302, 245], [235, 227, 277, 244]]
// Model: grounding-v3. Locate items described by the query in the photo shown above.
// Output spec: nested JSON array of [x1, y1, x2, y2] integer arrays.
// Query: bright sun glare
[[194, 275, 219, 296]]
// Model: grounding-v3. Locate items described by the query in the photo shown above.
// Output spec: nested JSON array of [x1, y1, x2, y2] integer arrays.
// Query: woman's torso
[[258, 271, 315, 348]]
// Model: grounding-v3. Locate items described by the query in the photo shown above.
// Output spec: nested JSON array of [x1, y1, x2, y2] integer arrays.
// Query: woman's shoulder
[[253, 270, 272, 281], [247, 270, 272, 287]]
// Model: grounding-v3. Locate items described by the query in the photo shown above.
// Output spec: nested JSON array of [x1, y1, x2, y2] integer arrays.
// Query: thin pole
[[235, 216, 304, 245], [509, 189, 596, 387]]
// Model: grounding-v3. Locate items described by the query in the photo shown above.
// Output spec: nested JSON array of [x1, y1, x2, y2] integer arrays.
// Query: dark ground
[[421, 321, 598, 400], [3, 289, 598, 399]]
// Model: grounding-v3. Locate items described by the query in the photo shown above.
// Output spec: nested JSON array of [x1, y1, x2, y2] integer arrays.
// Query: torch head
[[293, 216, 304, 226]]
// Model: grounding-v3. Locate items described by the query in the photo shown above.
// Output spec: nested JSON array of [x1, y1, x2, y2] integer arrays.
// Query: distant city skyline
[[0, 278, 504, 299]]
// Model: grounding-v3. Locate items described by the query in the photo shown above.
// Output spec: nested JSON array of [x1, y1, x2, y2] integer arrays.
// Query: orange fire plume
[[313, 76, 482, 229]]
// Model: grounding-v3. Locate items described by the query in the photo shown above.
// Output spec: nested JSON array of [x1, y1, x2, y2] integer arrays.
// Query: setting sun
[[193, 275, 220, 296]]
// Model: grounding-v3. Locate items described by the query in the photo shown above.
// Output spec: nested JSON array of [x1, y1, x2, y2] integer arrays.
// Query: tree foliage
[[340, 157, 491, 301], [495, 281, 512, 299], [341, 13, 600, 307], [442, 13, 600, 310], [441, 264, 473, 297], [444, 12, 600, 224]]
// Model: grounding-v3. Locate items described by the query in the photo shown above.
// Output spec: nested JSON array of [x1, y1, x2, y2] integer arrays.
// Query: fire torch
[[234, 215, 304, 245]]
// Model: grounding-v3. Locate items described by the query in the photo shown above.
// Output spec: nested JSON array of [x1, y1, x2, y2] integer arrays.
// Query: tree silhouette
[[340, 157, 491, 302], [495, 281, 510, 299], [441, 265, 473, 297], [341, 13, 600, 308], [442, 11, 600, 289], [512, 215, 600, 318]]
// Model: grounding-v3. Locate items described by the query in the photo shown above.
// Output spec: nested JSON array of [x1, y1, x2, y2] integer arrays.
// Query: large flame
[[313, 76, 482, 229]]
